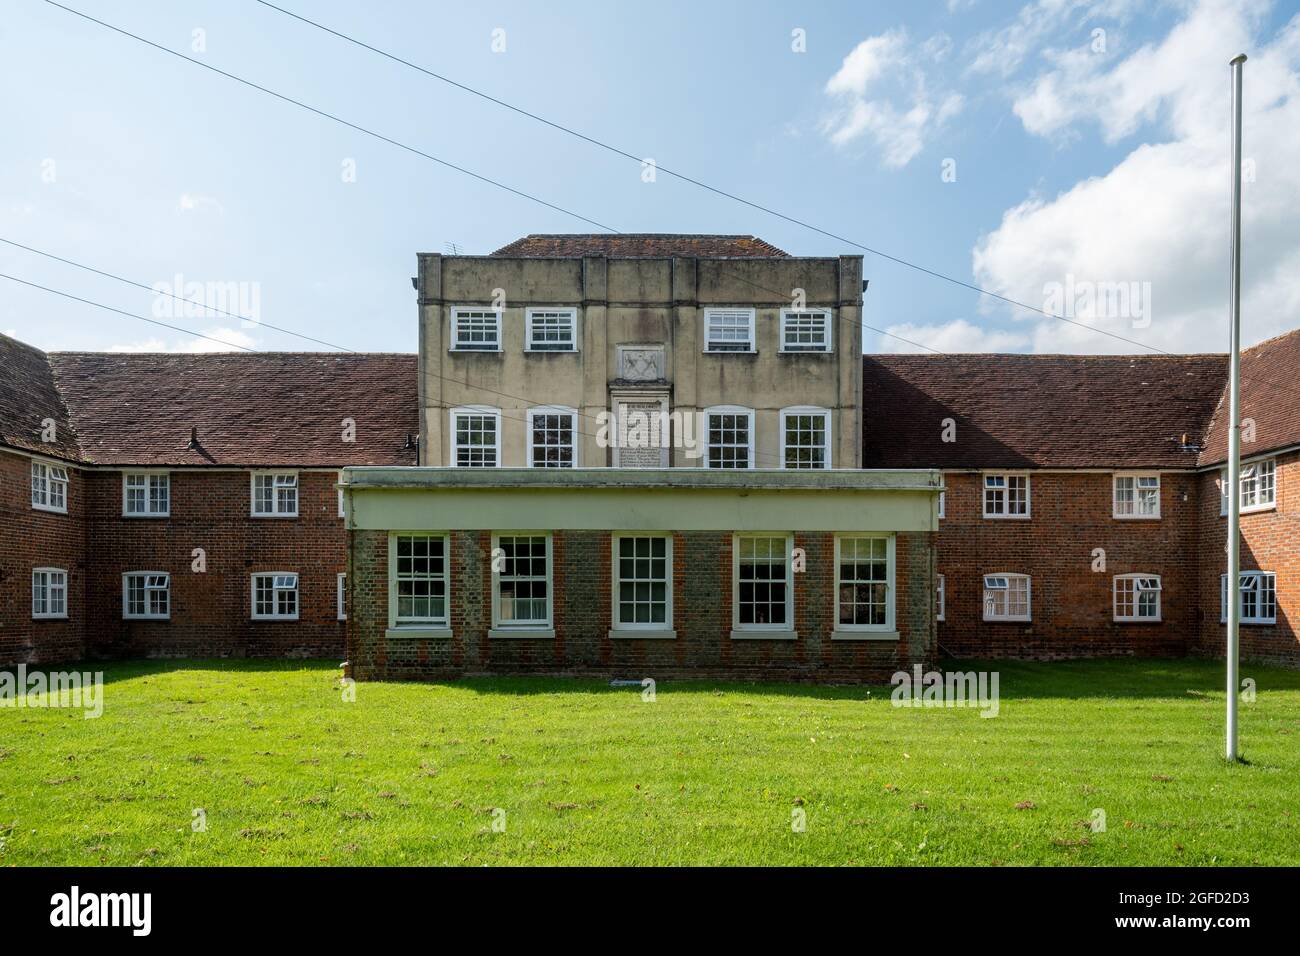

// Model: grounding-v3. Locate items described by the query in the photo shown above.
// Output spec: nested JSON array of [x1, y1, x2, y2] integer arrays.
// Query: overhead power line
[[0, 237, 351, 351], [251, 0, 1182, 360]]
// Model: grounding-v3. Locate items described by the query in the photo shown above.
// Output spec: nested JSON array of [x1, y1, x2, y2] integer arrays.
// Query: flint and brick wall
[[935, 471, 1202, 660], [347, 529, 936, 682]]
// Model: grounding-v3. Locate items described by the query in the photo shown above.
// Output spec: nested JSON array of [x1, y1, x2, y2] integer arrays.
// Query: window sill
[[703, 348, 757, 355], [1222, 504, 1277, 517], [489, 627, 556, 639], [982, 514, 1031, 521], [1113, 618, 1163, 624], [32, 614, 69, 621], [448, 347, 503, 354], [983, 617, 1032, 624], [608, 628, 676, 640], [777, 348, 833, 355], [250, 513, 299, 519], [31, 504, 68, 515], [123, 616, 170, 622], [386, 626, 453, 640], [730, 628, 797, 641], [523, 348, 579, 354], [831, 629, 899, 641], [122, 513, 170, 519], [1112, 514, 1160, 521], [252, 617, 300, 623]]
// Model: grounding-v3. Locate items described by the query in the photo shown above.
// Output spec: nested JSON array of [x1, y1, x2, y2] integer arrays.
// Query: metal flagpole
[[1226, 53, 1247, 762]]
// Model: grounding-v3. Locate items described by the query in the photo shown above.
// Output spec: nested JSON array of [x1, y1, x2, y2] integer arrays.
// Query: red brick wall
[[7, 448, 1300, 673], [1194, 452, 1300, 667], [347, 528, 935, 682], [0, 449, 87, 665], [79, 470, 347, 659], [935, 471, 1201, 659]]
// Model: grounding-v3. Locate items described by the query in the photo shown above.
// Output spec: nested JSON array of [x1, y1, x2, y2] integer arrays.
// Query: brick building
[[3, 234, 1300, 678], [1, 337, 416, 666]]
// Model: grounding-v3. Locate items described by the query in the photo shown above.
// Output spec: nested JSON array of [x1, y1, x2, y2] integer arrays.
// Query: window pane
[[455, 414, 498, 467], [395, 535, 448, 624], [783, 413, 828, 469], [707, 413, 750, 468], [838, 537, 889, 626], [530, 412, 575, 468], [615, 536, 670, 626], [738, 536, 788, 626]]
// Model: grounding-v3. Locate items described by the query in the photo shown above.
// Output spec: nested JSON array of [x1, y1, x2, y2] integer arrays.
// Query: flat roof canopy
[[342, 467, 940, 533]]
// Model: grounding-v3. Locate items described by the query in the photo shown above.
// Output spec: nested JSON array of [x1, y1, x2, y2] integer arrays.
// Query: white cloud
[[879, 318, 1031, 353], [966, 0, 1136, 78], [820, 31, 965, 167], [974, 0, 1300, 353], [109, 326, 256, 353], [176, 192, 224, 215]]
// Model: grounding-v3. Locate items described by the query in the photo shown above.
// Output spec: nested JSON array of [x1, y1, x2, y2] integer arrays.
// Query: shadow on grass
[[958, 656, 1300, 698], [5, 655, 1297, 702]]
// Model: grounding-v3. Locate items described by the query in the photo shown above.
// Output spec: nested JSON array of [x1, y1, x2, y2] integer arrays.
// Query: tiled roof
[[490, 234, 788, 258], [45, 351, 419, 467], [1199, 327, 1300, 466], [0, 333, 81, 461], [862, 353, 1228, 470]]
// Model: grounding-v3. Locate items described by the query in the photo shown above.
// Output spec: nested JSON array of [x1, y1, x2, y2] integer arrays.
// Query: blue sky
[[2, 0, 1297, 356]]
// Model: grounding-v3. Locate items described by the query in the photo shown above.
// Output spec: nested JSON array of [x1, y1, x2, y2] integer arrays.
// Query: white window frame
[[250, 470, 299, 518], [526, 405, 579, 468], [524, 308, 579, 352], [982, 573, 1031, 622], [936, 573, 946, 622], [1220, 571, 1277, 625], [983, 473, 1031, 519], [491, 532, 553, 630], [122, 571, 170, 620], [833, 534, 895, 633], [610, 533, 674, 633], [122, 470, 171, 517], [389, 532, 451, 628], [703, 308, 756, 353], [449, 307, 502, 352], [1113, 472, 1160, 520], [251, 572, 300, 621], [732, 533, 795, 635], [449, 405, 501, 467], [703, 405, 755, 470], [780, 406, 832, 469], [938, 488, 946, 519], [337, 572, 347, 622], [1220, 458, 1277, 515], [337, 470, 345, 519], [31, 459, 69, 514], [1113, 573, 1162, 623], [32, 567, 68, 620], [779, 309, 832, 353]]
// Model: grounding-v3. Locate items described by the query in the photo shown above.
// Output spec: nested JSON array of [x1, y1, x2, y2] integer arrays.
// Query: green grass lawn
[[1, 658, 1297, 866]]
